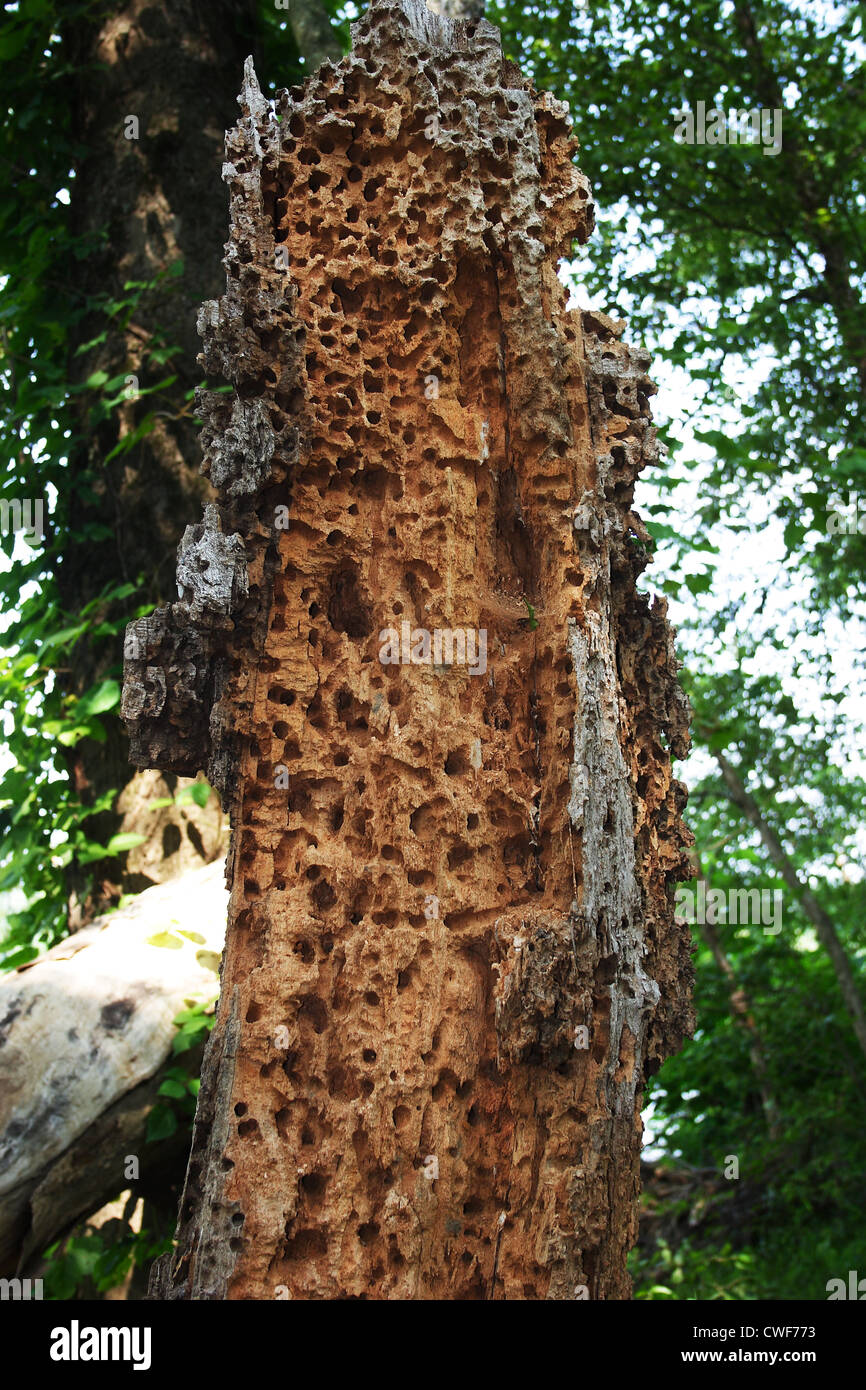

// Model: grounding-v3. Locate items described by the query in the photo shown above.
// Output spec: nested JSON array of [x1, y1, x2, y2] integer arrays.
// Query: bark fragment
[[124, 0, 694, 1300]]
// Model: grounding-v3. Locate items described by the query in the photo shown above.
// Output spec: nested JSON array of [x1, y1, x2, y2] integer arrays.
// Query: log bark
[[0, 862, 227, 1274], [124, 0, 695, 1300]]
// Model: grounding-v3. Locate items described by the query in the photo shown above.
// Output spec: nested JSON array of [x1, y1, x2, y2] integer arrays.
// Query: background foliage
[[1, 0, 863, 1299]]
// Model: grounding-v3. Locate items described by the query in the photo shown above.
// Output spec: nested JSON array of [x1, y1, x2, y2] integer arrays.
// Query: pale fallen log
[[0, 861, 227, 1273]]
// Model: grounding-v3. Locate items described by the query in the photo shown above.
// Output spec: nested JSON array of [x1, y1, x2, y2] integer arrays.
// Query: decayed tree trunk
[[123, 0, 694, 1300]]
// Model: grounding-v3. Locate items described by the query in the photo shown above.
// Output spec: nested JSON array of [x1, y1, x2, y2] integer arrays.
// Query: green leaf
[[684, 571, 713, 596], [172, 1024, 207, 1055], [176, 781, 211, 809], [146, 1104, 178, 1142], [157, 1077, 187, 1100], [105, 832, 147, 855], [0, 945, 39, 972], [146, 931, 184, 950], [76, 679, 120, 718]]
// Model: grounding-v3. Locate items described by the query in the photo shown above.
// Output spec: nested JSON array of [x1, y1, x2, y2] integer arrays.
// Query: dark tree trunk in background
[[55, 0, 262, 922]]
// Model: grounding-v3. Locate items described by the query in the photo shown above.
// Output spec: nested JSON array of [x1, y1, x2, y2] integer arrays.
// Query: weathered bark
[[428, 0, 486, 18], [0, 862, 227, 1274], [124, 0, 694, 1300]]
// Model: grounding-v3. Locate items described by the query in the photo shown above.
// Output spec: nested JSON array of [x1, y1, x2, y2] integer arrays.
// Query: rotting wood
[[123, 0, 695, 1300]]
